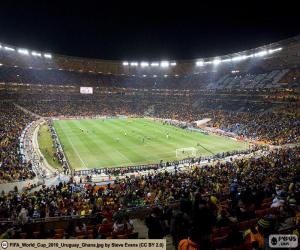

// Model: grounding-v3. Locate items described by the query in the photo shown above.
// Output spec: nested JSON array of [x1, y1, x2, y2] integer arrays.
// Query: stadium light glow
[[140, 62, 149, 67], [170, 62, 177, 66], [18, 49, 29, 55], [254, 50, 268, 57], [142, 75, 147, 77], [268, 47, 282, 54], [221, 58, 231, 63], [153, 75, 157, 77], [231, 55, 244, 61], [130, 62, 138, 66], [196, 61, 204, 66], [175, 74, 179, 77], [164, 75, 168, 77], [44, 53, 52, 59], [32, 51, 42, 57], [0, 45, 2, 49], [0, 63, 3, 66], [151, 62, 159, 67], [160, 61, 169, 68], [122, 61, 129, 66], [4, 46, 15, 51], [213, 59, 221, 65]]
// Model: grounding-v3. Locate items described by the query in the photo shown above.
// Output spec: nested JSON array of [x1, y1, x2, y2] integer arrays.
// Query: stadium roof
[[0, 35, 300, 76]]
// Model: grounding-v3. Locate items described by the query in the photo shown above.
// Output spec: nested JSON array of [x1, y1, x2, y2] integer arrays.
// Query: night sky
[[0, 1, 299, 60]]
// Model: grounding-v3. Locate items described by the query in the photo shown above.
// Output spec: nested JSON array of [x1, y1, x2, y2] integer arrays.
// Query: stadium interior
[[0, 35, 300, 249]]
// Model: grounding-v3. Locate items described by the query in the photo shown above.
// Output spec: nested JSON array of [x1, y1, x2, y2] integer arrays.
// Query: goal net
[[176, 147, 197, 158]]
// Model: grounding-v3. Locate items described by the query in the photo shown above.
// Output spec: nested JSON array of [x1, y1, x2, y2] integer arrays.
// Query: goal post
[[176, 147, 197, 158]]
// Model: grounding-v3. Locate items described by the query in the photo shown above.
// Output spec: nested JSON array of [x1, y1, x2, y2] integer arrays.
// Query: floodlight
[[231, 56, 243, 61], [32, 51, 42, 57], [268, 47, 282, 54], [170, 62, 176, 66], [160, 61, 169, 67], [59, 68, 63, 71], [153, 75, 157, 77], [140, 62, 149, 67], [254, 50, 268, 57], [44, 53, 52, 59], [4, 46, 15, 51], [213, 59, 221, 65], [151, 62, 159, 67], [130, 62, 138, 66], [18, 49, 29, 55], [221, 58, 231, 63], [0, 45, 2, 49], [142, 75, 147, 77], [0, 63, 3, 66], [175, 74, 179, 77], [122, 61, 129, 66], [196, 61, 204, 66], [164, 75, 168, 77]]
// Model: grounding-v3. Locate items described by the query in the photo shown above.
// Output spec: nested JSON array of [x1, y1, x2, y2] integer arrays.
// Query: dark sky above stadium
[[0, 1, 299, 60]]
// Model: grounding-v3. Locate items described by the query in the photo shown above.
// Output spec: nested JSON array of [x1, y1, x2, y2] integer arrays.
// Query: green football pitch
[[52, 118, 249, 170]]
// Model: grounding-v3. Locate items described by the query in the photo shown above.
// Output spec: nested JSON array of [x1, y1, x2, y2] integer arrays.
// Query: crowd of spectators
[[0, 147, 299, 248], [209, 110, 300, 145], [0, 103, 36, 183]]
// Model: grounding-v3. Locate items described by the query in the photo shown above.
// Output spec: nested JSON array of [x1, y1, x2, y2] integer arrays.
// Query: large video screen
[[80, 87, 93, 94]]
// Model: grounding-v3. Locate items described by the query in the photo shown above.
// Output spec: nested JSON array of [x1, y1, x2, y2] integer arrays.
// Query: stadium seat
[[238, 220, 250, 231], [54, 229, 65, 235], [54, 233, 63, 239], [20, 233, 27, 239]]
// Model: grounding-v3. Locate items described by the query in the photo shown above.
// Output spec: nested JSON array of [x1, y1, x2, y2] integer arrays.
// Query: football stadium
[[0, 3, 300, 250]]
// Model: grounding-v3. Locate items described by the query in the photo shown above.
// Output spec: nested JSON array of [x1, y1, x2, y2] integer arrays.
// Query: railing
[[0, 192, 224, 225], [74, 157, 196, 176], [73, 148, 259, 176]]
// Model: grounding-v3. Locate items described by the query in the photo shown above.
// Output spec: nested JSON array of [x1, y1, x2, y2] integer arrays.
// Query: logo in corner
[[1, 241, 8, 249], [269, 234, 298, 248]]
